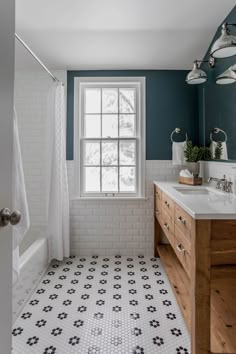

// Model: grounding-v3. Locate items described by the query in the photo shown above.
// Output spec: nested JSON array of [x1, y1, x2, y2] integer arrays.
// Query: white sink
[[173, 187, 220, 196]]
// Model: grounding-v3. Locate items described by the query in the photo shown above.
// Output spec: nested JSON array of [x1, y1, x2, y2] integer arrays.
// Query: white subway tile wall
[[200, 161, 236, 193], [67, 160, 183, 256], [14, 71, 51, 227]]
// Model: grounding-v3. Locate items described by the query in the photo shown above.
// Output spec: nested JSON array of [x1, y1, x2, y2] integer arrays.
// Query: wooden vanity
[[154, 182, 236, 354]]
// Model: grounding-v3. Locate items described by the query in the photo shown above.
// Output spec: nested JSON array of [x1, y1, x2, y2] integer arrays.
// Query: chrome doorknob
[[0, 208, 21, 227], [10, 211, 21, 225], [0, 208, 11, 227]]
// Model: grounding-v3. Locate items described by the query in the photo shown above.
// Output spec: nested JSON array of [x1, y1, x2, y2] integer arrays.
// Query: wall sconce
[[216, 66, 236, 84], [211, 23, 236, 58], [186, 57, 215, 85]]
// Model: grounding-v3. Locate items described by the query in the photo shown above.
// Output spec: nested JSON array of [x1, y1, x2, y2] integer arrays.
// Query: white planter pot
[[186, 162, 200, 177]]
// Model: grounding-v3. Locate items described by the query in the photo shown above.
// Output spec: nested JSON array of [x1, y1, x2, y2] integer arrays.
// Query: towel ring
[[171, 128, 188, 143], [210, 127, 227, 143]]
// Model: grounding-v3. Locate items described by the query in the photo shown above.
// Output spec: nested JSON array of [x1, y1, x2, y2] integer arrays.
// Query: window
[[74, 77, 145, 198]]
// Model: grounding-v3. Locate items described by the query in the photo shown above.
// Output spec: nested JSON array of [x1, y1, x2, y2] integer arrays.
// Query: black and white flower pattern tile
[[12, 256, 190, 354]]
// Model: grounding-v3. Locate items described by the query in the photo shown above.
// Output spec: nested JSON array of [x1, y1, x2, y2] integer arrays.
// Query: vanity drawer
[[175, 204, 193, 237], [175, 224, 191, 254], [174, 227, 191, 277], [161, 209, 174, 247], [154, 185, 162, 202], [154, 209, 162, 223], [162, 192, 175, 218]]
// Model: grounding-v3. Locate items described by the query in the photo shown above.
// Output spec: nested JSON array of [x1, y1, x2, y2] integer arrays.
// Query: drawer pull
[[163, 223, 169, 230], [176, 243, 185, 253], [177, 216, 186, 225], [164, 201, 170, 208]]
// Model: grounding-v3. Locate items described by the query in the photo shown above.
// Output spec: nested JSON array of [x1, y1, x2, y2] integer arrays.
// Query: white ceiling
[[15, 0, 236, 70]]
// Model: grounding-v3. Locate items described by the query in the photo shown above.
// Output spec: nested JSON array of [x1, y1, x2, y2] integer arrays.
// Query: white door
[[0, 0, 15, 352]]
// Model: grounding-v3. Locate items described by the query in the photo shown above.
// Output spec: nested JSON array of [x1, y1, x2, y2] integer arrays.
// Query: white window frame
[[74, 77, 146, 199]]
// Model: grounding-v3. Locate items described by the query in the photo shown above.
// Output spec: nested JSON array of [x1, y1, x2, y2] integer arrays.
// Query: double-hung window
[[74, 77, 145, 198]]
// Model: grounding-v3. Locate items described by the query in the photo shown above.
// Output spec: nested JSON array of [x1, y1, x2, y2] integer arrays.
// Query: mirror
[[199, 5, 236, 162], [202, 83, 236, 161]]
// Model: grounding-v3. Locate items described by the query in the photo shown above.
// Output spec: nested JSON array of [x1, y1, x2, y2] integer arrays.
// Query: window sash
[[81, 138, 138, 195], [84, 87, 137, 115], [82, 168, 137, 197]]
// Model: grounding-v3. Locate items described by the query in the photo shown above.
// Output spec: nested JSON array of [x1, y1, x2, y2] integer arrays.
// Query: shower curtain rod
[[15, 33, 61, 83]]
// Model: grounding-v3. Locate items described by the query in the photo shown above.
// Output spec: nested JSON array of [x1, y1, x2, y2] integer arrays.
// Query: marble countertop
[[154, 181, 236, 220]]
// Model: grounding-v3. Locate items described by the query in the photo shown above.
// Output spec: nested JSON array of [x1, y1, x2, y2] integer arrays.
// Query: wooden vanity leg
[[191, 220, 211, 354], [154, 185, 162, 257]]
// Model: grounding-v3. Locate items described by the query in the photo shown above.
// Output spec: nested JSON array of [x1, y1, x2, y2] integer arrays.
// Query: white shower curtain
[[47, 82, 70, 261]]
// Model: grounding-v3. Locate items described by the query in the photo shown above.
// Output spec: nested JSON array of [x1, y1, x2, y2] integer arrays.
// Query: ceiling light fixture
[[211, 23, 236, 58], [216, 67, 236, 85], [186, 57, 215, 85]]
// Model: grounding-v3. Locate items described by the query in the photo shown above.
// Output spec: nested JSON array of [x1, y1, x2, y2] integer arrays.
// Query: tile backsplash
[[201, 161, 236, 193]]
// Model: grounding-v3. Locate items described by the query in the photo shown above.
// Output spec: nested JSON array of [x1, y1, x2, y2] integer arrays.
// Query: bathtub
[[12, 238, 48, 323]]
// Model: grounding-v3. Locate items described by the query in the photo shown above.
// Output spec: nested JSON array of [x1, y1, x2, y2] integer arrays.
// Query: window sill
[[70, 196, 148, 201]]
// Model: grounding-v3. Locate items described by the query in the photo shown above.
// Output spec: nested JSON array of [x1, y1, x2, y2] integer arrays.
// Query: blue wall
[[67, 70, 198, 160], [198, 5, 236, 159]]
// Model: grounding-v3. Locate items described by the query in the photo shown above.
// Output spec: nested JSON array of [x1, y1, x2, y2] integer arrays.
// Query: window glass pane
[[102, 142, 118, 165], [119, 141, 136, 165], [102, 89, 118, 113], [120, 167, 136, 192], [102, 167, 118, 192], [102, 114, 118, 137], [85, 88, 101, 113], [119, 114, 135, 137], [85, 167, 100, 192], [85, 114, 101, 137], [84, 142, 100, 165], [119, 89, 135, 113]]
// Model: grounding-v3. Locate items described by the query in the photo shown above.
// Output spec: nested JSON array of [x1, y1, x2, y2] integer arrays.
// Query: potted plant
[[184, 141, 205, 177]]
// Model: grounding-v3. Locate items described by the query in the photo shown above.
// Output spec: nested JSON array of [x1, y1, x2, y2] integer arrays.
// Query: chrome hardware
[[208, 174, 233, 193], [0, 208, 21, 228], [0, 208, 11, 227], [170, 128, 188, 143], [177, 216, 186, 225], [163, 223, 169, 230], [176, 244, 185, 253], [10, 211, 21, 225], [225, 181, 233, 193], [208, 174, 226, 185]]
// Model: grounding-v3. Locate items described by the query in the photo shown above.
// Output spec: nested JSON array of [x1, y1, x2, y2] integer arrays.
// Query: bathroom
[[0, 1, 236, 353]]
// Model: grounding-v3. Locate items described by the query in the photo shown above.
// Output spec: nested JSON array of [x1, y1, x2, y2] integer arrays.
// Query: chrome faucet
[[208, 175, 233, 193], [208, 175, 226, 189]]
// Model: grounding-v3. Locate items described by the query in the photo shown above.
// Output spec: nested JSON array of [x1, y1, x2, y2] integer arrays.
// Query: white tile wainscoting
[[67, 160, 183, 256]]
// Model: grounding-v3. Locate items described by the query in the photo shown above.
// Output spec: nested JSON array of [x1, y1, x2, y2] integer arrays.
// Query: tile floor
[[12, 256, 190, 354]]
